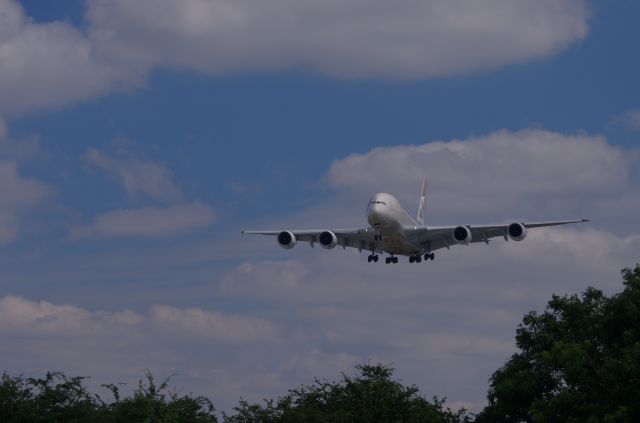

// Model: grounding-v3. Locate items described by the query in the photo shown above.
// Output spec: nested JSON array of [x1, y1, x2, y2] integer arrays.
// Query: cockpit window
[[368, 200, 387, 206]]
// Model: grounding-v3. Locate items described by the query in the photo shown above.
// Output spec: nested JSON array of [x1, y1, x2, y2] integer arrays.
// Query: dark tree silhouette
[[0, 370, 217, 422], [223, 363, 471, 423], [477, 265, 640, 422], [0, 371, 100, 422]]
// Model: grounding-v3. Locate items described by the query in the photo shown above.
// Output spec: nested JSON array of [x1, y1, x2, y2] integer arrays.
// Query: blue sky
[[1, 0, 639, 413], [8, 1, 640, 224]]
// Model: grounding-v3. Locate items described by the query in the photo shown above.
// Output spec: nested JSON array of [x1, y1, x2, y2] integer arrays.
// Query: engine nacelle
[[507, 223, 527, 241], [277, 231, 296, 249], [319, 230, 338, 249], [452, 225, 472, 245]]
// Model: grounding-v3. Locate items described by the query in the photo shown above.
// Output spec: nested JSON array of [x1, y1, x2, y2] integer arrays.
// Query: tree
[[0, 371, 100, 422], [477, 265, 640, 422], [0, 370, 217, 422], [224, 363, 471, 423], [101, 369, 217, 423]]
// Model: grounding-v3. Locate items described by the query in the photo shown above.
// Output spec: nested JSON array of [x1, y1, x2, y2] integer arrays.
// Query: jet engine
[[452, 225, 472, 245], [319, 231, 338, 249], [507, 223, 527, 241], [277, 231, 297, 249]]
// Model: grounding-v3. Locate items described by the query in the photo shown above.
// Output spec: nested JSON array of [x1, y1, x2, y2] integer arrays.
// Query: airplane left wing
[[242, 228, 385, 253], [411, 219, 589, 252]]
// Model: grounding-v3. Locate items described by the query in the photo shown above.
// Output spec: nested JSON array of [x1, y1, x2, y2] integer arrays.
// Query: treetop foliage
[[0, 364, 468, 422], [224, 363, 471, 423], [0, 369, 217, 423], [476, 264, 640, 422]]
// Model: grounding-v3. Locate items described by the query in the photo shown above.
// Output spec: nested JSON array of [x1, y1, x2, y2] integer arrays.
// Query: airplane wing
[[412, 219, 589, 252], [242, 227, 385, 253]]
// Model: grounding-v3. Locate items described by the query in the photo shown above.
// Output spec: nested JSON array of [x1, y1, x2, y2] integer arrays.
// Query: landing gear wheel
[[367, 255, 373, 262], [385, 257, 391, 264], [409, 256, 415, 263], [424, 253, 435, 261], [393, 257, 398, 264], [373, 255, 379, 262], [415, 256, 422, 263]]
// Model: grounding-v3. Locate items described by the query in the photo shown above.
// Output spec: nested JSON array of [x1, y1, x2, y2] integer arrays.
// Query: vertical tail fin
[[417, 179, 427, 226]]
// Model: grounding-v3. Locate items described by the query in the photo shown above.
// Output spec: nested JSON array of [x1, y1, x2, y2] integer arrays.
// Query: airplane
[[243, 181, 589, 264]]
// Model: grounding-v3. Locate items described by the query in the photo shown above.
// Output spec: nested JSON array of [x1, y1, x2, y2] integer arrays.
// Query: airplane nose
[[367, 204, 384, 226]]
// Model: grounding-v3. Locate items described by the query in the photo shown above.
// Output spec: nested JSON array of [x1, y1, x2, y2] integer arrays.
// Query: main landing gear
[[409, 253, 435, 263], [367, 253, 434, 263]]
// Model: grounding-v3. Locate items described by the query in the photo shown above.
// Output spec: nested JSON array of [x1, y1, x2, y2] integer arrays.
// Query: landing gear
[[409, 255, 422, 263], [385, 256, 398, 264], [424, 252, 435, 261], [367, 254, 379, 263]]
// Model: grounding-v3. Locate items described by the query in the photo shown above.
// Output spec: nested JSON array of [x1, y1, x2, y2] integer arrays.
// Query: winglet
[[417, 179, 427, 226]]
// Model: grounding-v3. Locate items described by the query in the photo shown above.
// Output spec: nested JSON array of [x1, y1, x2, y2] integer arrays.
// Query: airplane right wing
[[242, 227, 385, 253]]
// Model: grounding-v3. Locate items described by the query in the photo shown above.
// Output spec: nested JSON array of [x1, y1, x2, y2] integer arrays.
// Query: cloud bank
[[326, 128, 636, 228], [616, 109, 640, 132], [0, 160, 49, 243], [1, 0, 590, 116], [71, 203, 215, 239], [0, 0, 132, 116], [86, 0, 589, 79], [75, 145, 215, 239], [0, 295, 277, 344], [84, 147, 183, 202]]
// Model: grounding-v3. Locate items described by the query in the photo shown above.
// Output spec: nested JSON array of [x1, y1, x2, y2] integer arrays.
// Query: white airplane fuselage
[[367, 193, 422, 255]]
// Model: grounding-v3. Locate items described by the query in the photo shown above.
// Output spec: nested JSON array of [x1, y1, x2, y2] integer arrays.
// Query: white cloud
[[84, 147, 182, 202], [71, 202, 215, 239], [1, 0, 589, 116], [0, 160, 49, 243], [499, 227, 640, 273], [0, 294, 289, 410], [219, 260, 310, 298], [87, 0, 589, 79], [616, 109, 640, 131], [78, 146, 215, 239], [0, 295, 142, 336], [326, 128, 635, 226], [0, 0, 136, 117], [0, 162, 46, 209], [0, 294, 278, 345], [149, 304, 279, 342]]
